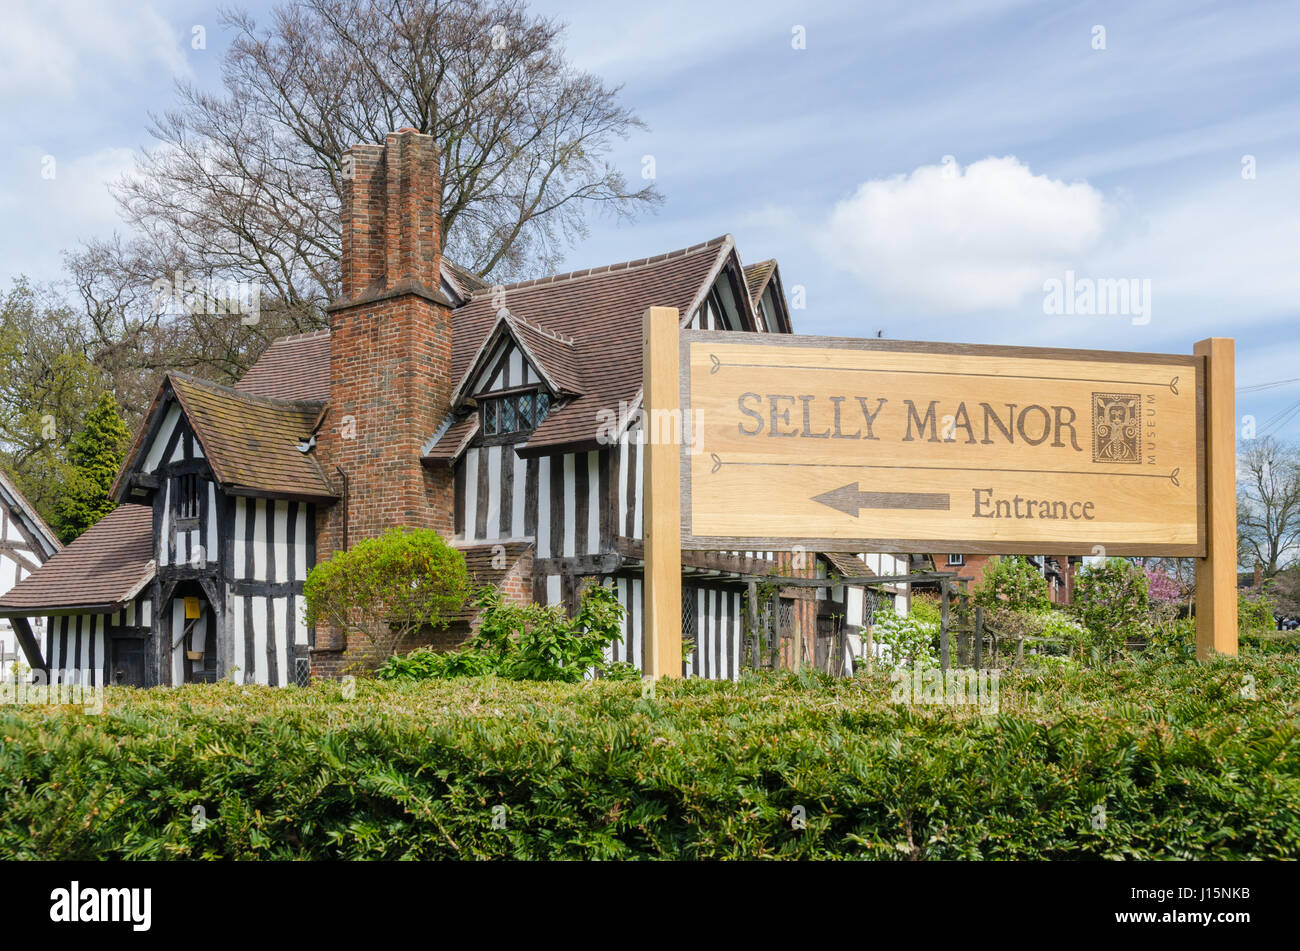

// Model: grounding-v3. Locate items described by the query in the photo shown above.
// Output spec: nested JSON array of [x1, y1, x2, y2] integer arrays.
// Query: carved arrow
[[812, 483, 951, 517]]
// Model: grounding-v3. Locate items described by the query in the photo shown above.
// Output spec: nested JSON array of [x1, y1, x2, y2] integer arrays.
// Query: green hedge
[[2, 654, 1299, 859]]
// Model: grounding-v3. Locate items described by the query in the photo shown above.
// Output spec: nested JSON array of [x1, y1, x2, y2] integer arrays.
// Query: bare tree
[[112, 0, 658, 305], [1238, 437, 1300, 575]]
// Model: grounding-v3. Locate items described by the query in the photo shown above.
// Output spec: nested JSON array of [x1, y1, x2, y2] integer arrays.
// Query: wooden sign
[[642, 312, 1235, 668], [678, 333, 1206, 557]]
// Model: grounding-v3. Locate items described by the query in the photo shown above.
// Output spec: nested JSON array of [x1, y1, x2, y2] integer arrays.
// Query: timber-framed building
[[0, 130, 908, 686]]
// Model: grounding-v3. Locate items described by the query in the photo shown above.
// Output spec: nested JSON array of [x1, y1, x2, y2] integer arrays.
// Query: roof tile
[[0, 505, 154, 614]]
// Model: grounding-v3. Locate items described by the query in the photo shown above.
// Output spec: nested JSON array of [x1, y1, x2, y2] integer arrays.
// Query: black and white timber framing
[[37, 398, 315, 687]]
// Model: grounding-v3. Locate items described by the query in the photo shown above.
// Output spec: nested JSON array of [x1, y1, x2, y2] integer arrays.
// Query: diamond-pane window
[[480, 389, 550, 438]]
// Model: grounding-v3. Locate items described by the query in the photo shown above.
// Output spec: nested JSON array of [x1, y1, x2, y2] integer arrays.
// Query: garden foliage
[[3, 653, 1299, 859], [302, 528, 470, 663], [376, 582, 634, 683]]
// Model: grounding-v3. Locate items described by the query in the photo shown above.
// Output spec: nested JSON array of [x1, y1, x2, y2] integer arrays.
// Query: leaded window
[[480, 389, 551, 437]]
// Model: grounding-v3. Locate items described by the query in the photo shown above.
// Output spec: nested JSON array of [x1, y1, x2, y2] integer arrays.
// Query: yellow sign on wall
[[679, 332, 1205, 556]]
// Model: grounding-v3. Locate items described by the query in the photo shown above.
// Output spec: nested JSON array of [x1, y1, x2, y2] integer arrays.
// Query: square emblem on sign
[[1092, 392, 1141, 463]]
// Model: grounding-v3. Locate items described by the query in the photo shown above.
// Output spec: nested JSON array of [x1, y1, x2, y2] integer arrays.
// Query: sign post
[[669, 331, 1236, 659], [642, 307, 682, 678], [1194, 337, 1237, 659]]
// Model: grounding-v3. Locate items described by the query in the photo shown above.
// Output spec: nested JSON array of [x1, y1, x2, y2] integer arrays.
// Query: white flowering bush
[[873, 610, 938, 670], [1037, 612, 1088, 657]]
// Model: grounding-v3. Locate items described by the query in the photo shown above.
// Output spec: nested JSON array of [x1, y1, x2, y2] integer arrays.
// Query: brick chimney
[[313, 129, 455, 670]]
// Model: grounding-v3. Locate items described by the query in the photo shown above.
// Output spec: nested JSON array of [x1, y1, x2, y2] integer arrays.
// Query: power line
[[1239, 377, 1300, 393], [1259, 396, 1300, 437]]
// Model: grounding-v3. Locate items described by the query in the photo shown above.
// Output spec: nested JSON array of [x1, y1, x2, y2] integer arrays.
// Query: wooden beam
[[1193, 338, 1237, 659], [11, 616, 46, 672], [642, 306, 682, 679]]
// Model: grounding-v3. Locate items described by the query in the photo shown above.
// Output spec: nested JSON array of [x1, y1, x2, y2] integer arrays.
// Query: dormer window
[[481, 389, 551, 438]]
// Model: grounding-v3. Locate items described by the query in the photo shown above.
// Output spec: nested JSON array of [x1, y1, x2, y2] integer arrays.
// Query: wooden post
[[1193, 338, 1238, 659], [770, 591, 781, 670], [642, 306, 683, 679], [747, 581, 760, 670], [957, 594, 970, 665], [940, 582, 950, 671], [974, 605, 983, 669]]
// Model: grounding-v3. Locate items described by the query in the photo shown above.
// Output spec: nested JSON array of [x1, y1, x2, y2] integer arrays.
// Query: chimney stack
[[339, 128, 443, 300], [315, 130, 455, 673]]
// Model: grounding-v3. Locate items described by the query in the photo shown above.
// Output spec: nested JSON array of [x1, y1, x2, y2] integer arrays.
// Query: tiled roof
[[169, 374, 336, 501], [821, 552, 877, 580], [423, 414, 478, 462], [0, 504, 154, 614], [457, 237, 730, 453], [239, 236, 731, 460], [236, 330, 331, 402], [442, 259, 490, 297], [507, 314, 583, 395], [743, 259, 777, 304], [0, 468, 60, 558]]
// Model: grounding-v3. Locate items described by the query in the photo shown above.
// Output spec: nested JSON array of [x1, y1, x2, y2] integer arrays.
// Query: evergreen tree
[[52, 392, 131, 543]]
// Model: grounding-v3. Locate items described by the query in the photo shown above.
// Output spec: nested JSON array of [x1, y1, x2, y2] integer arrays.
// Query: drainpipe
[[336, 466, 350, 552]]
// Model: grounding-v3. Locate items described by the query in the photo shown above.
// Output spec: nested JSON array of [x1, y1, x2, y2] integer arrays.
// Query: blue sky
[[2, 0, 1298, 438]]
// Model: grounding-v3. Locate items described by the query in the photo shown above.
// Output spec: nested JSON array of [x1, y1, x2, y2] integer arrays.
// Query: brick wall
[[311, 129, 457, 678]]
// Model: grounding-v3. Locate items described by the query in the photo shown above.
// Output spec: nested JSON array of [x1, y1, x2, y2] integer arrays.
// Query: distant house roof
[[743, 259, 777, 303], [237, 330, 331, 402], [113, 373, 337, 503], [821, 552, 877, 580], [0, 468, 60, 561], [741, 258, 791, 334], [0, 504, 154, 616]]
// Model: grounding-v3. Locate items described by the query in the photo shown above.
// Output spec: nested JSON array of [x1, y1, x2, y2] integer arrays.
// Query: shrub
[[908, 593, 942, 627], [377, 582, 627, 683], [1144, 566, 1187, 606], [983, 606, 1083, 660], [974, 556, 1050, 613], [303, 528, 470, 664], [1146, 612, 1196, 659], [3, 655, 1300, 859], [1071, 558, 1151, 660], [1239, 592, 1276, 637], [872, 609, 938, 670]]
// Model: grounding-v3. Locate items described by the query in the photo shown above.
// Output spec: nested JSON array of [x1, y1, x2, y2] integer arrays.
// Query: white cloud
[[0, 146, 136, 280], [0, 1, 189, 100], [822, 156, 1112, 313], [1085, 158, 1300, 337]]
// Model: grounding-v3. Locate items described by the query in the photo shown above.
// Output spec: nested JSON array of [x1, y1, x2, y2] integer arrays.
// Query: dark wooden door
[[110, 637, 146, 686]]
